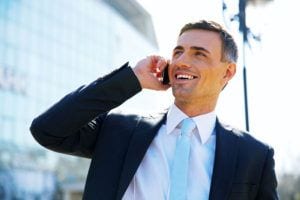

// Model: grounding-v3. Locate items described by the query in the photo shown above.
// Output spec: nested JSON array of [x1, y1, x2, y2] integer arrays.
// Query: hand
[[133, 55, 170, 91]]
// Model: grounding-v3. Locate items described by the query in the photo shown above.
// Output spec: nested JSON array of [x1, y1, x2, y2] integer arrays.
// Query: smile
[[175, 74, 197, 80]]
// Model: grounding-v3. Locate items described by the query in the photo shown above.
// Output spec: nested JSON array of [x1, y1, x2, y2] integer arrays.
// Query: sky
[[135, 0, 300, 174]]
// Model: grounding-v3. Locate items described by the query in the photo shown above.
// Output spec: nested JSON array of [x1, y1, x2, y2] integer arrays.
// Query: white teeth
[[176, 74, 194, 80]]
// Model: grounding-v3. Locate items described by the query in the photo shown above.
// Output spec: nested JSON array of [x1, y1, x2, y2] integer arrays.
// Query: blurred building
[[0, 0, 158, 199]]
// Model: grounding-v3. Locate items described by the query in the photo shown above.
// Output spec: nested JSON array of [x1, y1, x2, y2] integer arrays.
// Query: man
[[30, 20, 278, 199]]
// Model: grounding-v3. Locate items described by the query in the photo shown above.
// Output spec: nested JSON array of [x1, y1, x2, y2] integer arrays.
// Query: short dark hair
[[180, 20, 238, 63]]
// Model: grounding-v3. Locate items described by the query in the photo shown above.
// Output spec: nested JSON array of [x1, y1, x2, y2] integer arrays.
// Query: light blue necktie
[[169, 118, 196, 200]]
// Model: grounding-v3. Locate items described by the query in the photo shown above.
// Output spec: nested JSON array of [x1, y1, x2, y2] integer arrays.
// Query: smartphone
[[162, 64, 170, 85]]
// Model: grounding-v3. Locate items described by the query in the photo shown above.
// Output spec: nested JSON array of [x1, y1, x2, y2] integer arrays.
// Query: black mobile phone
[[162, 64, 170, 85]]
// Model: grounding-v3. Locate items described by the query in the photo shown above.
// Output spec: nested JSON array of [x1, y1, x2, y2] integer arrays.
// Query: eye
[[173, 50, 183, 57], [195, 51, 206, 57]]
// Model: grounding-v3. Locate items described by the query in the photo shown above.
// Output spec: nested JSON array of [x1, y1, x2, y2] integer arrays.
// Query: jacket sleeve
[[30, 63, 142, 158], [256, 147, 279, 200]]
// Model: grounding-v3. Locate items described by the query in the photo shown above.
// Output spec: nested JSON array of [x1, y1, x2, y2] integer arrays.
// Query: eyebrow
[[173, 45, 211, 54]]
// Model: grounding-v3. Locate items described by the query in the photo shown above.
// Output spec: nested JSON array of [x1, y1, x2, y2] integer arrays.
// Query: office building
[[0, 0, 158, 199]]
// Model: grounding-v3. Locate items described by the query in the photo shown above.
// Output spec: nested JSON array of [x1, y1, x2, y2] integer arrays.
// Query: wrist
[[132, 65, 145, 89]]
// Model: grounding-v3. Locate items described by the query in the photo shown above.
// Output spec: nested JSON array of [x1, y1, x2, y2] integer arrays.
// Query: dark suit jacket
[[30, 63, 278, 200]]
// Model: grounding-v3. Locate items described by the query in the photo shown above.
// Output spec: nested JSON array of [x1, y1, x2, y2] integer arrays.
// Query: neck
[[174, 97, 218, 117]]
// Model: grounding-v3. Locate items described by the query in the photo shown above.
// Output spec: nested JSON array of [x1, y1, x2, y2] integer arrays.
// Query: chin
[[172, 86, 192, 96], [172, 91, 192, 103]]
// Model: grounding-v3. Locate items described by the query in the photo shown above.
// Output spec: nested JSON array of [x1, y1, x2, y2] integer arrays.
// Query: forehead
[[176, 29, 222, 54]]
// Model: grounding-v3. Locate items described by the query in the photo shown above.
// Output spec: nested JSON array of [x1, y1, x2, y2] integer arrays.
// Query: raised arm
[[30, 63, 141, 158], [30, 57, 169, 158]]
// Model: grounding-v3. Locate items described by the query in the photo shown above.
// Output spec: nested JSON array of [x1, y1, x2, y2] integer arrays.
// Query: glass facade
[[0, 0, 158, 199]]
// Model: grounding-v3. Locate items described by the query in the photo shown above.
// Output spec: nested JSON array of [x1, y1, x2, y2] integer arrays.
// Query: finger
[[149, 55, 161, 65], [156, 63, 165, 74], [148, 56, 160, 72], [157, 58, 168, 72], [151, 77, 171, 90], [149, 56, 166, 73]]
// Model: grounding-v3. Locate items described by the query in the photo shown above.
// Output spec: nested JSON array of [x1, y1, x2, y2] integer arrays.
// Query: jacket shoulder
[[218, 120, 273, 152]]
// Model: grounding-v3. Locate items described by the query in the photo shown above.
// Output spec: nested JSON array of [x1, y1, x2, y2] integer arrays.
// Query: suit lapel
[[116, 113, 166, 199], [209, 120, 239, 200]]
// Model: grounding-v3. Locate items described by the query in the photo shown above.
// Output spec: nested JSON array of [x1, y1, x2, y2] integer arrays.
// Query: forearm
[[30, 63, 141, 141]]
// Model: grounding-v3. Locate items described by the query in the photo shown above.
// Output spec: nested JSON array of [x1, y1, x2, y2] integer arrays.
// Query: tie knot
[[181, 118, 196, 136]]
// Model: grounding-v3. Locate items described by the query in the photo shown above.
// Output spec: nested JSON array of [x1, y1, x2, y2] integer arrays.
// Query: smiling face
[[170, 29, 236, 115]]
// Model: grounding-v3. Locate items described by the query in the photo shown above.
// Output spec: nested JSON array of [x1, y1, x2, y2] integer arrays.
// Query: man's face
[[169, 29, 235, 105]]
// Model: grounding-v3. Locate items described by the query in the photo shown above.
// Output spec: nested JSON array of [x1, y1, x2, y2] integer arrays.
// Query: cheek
[[168, 65, 176, 79], [201, 72, 223, 89]]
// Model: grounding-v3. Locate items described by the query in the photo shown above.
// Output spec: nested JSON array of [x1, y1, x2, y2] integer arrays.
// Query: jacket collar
[[116, 113, 166, 199], [209, 119, 239, 200], [116, 115, 239, 200]]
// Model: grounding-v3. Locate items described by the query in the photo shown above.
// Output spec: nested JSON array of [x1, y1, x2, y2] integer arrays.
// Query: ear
[[220, 62, 236, 90], [223, 62, 236, 81]]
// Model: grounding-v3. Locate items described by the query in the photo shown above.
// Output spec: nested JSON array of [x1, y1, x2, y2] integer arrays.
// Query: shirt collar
[[166, 104, 217, 144]]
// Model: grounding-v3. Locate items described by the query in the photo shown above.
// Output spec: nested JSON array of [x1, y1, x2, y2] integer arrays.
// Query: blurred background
[[0, 0, 299, 199]]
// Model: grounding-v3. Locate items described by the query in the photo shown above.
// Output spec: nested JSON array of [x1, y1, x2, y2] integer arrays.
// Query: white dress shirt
[[122, 104, 217, 200]]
